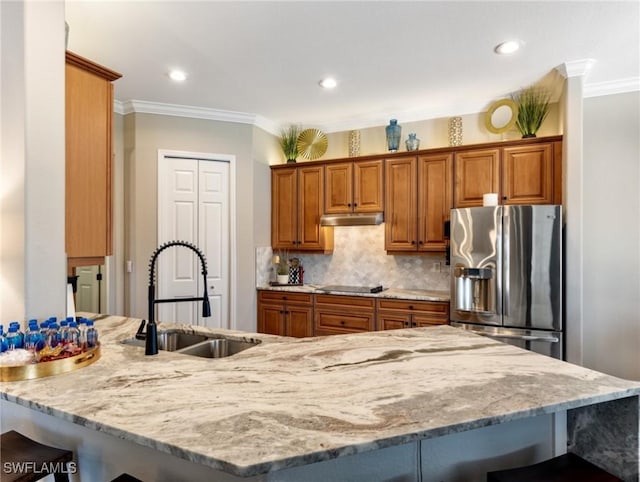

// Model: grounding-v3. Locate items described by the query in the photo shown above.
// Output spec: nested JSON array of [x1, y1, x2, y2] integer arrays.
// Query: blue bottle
[[6, 325, 23, 350], [386, 119, 402, 152], [0, 325, 7, 353], [59, 320, 69, 344], [67, 321, 80, 347], [85, 320, 98, 348], [46, 323, 61, 348]]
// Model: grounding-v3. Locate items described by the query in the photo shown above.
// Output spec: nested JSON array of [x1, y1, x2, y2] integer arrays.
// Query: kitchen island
[[1, 314, 639, 481]]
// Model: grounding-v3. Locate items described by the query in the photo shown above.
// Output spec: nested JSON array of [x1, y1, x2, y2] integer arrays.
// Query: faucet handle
[[135, 319, 147, 340]]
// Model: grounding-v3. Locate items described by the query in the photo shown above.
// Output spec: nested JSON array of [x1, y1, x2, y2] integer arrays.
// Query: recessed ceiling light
[[169, 70, 187, 82], [494, 40, 521, 55], [319, 77, 337, 89]]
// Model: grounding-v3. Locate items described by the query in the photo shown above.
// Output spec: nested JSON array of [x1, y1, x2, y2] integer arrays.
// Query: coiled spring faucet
[[139, 240, 211, 355]]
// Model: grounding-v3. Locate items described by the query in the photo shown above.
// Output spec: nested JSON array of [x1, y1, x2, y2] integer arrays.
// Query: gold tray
[[0, 345, 101, 382]]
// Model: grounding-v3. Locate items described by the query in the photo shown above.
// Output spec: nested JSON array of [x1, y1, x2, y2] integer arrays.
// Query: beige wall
[[582, 91, 640, 380], [121, 113, 259, 331]]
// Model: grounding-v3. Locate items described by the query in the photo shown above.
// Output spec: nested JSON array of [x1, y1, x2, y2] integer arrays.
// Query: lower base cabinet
[[257, 290, 450, 337], [315, 294, 376, 335], [377, 299, 449, 330], [257, 291, 313, 337]]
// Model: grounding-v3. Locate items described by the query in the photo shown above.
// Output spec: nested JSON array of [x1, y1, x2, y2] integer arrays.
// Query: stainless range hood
[[319, 212, 384, 226]]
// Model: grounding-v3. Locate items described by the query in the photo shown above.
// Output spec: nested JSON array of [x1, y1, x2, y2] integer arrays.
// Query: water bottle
[[6, 325, 23, 350], [77, 318, 87, 348], [46, 323, 61, 348], [24, 321, 39, 351], [9, 321, 24, 348], [85, 320, 98, 348], [59, 319, 69, 344], [0, 325, 7, 353], [66, 321, 81, 348]]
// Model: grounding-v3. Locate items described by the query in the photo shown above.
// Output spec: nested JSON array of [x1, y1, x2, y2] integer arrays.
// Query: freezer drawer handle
[[489, 333, 559, 343]]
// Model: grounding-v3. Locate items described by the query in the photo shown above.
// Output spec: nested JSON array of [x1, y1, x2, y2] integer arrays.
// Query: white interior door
[[76, 265, 100, 313], [157, 153, 230, 328]]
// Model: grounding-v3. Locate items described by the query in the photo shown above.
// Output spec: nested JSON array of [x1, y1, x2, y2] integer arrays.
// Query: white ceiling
[[65, 1, 640, 133]]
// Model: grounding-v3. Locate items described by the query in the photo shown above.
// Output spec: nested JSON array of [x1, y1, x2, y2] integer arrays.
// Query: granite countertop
[[2, 314, 639, 477], [258, 285, 450, 302]]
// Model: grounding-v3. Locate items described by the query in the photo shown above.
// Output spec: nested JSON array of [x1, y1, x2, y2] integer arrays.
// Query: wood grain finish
[[325, 159, 383, 214], [417, 153, 452, 251], [257, 291, 313, 337], [502, 143, 553, 204], [385, 156, 418, 251], [314, 294, 376, 335], [454, 148, 500, 208], [377, 299, 449, 330], [65, 52, 121, 263]]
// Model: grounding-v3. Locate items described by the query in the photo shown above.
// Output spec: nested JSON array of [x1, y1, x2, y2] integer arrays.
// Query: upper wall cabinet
[[66, 51, 121, 267], [454, 138, 562, 208], [385, 153, 452, 252], [271, 165, 333, 252], [324, 159, 384, 214]]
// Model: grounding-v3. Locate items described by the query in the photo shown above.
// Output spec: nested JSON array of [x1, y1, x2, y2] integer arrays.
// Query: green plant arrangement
[[279, 125, 301, 163], [511, 86, 551, 138]]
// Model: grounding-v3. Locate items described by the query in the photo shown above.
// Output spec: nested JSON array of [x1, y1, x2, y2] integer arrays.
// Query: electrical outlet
[[431, 262, 441, 272]]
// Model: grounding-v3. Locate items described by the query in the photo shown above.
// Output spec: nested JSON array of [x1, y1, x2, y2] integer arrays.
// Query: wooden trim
[[67, 257, 105, 269], [553, 141, 563, 205], [66, 51, 122, 81]]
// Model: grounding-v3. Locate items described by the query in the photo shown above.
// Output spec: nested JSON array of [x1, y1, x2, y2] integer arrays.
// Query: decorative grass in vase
[[511, 86, 551, 138], [279, 125, 301, 163], [274, 250, 289, 284]]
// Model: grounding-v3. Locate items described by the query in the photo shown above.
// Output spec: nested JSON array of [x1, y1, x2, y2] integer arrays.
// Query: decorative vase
[[348, 130, 361, 157], [522, 134, 537, 139], [405, 133, 420, 151], [448, 117, 463, 146], [385, 119, 401, 152], [286, 158, 297, 164], [277, 274, 289, 285]]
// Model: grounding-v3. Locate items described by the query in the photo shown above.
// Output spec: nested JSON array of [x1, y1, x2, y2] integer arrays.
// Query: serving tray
[[0, 345, 100, 382]]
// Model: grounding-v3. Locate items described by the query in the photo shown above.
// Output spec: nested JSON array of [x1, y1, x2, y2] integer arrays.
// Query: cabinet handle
[[353, 202, 358, 207], [411, 322, 417, 327], [347, 203, 351, 207], [418, 241, 424, 245], [282, 296, 287, 300], [404, 321, 410, 327], [340, 320, 345, 325], [409, 305, 414, 310], [503, 196, 508, 200], [411, 241, 416, 245]]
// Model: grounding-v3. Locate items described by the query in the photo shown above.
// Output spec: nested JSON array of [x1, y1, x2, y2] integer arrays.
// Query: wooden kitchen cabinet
[[271, 165, 333, 253], [454, 139, 561, 207], [271, 165, 333, 252], [65, 51, 121, 268], [453, 148, 500, 208], [324, 159, 384, 214], [257, 290, 313, 337], [314, 294, 376, 335], [377, 299, 449, 330], [385, 153, 452, 252]]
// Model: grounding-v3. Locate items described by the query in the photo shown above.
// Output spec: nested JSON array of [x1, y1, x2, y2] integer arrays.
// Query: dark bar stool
[[487, 453, 622, 482], [111, 474, 144, 482], [0, 430, 74, 482]]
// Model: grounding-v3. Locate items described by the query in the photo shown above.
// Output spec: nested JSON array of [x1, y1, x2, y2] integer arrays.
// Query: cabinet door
[[66, 53, 120, 261], [502, 143, 553, 205], [258, 303, 286, 336], [271, 168, 298, 249], [354, 159, 384, 213], [454, 149, 500, 207], [286, 305, 314, 337], [385, 156, 418, 251], [324, 163, 353, 214], [418, 153, 452, 251], [378, 312, 411, 330], [298, 165, 332, 250]]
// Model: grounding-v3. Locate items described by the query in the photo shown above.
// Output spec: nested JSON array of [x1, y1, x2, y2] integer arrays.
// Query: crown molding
[[556, 59, 597, 79], [584, 77, 640, 98], [113, 71, 638, 134]]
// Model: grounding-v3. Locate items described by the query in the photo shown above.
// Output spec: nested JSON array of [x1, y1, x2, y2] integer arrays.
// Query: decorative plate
[[484, 98, 518, 134], [297, 128, 328, 160]]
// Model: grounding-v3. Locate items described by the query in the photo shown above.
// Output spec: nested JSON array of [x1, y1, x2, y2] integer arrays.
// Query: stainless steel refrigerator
[[449, 205, 563, 359]]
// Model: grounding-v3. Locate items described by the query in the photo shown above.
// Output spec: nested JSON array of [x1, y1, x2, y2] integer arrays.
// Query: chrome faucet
[[140, 240, 211, 355]]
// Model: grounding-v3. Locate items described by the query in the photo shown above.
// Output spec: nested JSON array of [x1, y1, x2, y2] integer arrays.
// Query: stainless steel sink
[[177, 337, 258, 358], [121, 329, 261, 358]]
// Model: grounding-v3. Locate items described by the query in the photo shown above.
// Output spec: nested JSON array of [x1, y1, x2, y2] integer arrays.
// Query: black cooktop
[[318, 285, 385, 294]]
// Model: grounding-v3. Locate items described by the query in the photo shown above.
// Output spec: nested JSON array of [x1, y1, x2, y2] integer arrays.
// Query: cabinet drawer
[[315, 310, 375, 333], [315, 294, 376, 310], [377, 299, 449, 315], [258, 290, 313, 305]]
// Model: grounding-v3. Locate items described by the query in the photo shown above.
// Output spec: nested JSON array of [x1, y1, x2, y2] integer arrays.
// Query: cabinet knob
[[503, 196, 508, 200], [409, 305, 414, 310], [411, 322, 417, 327], [411, 241, 416, 245], [347, 203, 352, 207], [340, 320, 345, 325], [404, 321, 410, 327], [418, 241, 424, 245], [353, 203, 358, 207], [282, 296, 287, 300]]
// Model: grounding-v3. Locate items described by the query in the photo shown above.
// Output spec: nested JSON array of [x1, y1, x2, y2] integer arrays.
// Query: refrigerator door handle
[[489, 333, 560, 343]]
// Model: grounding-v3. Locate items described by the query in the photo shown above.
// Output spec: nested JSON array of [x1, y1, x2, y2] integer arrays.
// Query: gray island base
[[1, 315, 639, 481]]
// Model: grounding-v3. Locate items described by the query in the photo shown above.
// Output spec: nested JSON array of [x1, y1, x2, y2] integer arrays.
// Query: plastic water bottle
[[85, 320, 98, 348], [59, 319, 69, 343], [67, 321, 81, 348], [24, 321, 38, 351], [9, 322, 24, 348], [0, 325, 8, 353], [6, 325, 23, 350], [46, 323, 61, 348]]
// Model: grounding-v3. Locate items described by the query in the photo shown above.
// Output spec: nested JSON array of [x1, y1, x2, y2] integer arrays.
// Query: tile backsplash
[[256, 225, 450, 291]]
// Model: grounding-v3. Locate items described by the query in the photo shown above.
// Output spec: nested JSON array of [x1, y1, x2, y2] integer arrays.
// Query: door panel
[[454, 149, 500, 207], [385, 157, 417, 250]]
